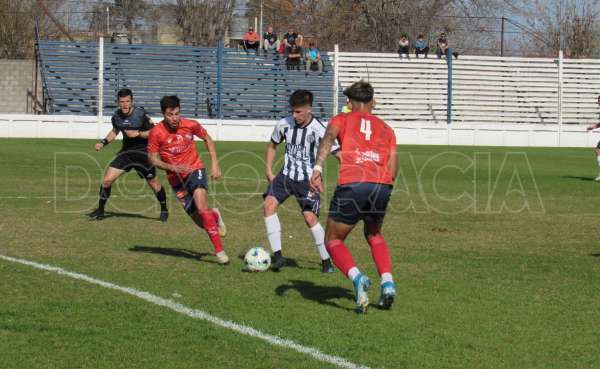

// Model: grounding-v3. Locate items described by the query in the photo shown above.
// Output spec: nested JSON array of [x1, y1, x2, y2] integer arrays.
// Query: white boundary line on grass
[[0, 192, 264, 200], [0, 254, 374, 369]]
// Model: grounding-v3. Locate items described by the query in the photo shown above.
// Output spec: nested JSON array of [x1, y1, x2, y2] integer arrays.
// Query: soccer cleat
[[216, 251, 230, 265], [352, 274, 371, 313], [270, 254, 286, 271], [377, 281, 396, 310], [88, 208, 105, 220], [213, 208, 227, 237], [321, 258, 334, 273], [159, 209, 169, 222]]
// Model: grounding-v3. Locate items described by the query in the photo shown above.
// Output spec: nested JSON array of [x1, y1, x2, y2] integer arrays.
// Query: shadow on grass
[[236, 253, 318, 271], [97, 211, 158, 221], [590, 252, 600, 257], [275, 279, 355, 312], [130, 245, 217, 264], [562, 176, 595, 182]]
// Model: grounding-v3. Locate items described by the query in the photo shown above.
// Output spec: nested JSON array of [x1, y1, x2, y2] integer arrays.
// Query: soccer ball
[[244, 247, 271, 272]]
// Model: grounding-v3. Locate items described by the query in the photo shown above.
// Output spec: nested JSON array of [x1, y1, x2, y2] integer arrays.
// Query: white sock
[[309, 223, 330, 260], [596, 155, 600, 167], [264, 214, 282, 253], [348, 267, 360, 281], [381, 272, 393, 285]]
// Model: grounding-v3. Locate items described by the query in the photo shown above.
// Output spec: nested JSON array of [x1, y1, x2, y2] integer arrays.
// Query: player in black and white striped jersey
[[263, 90, 339, 272]]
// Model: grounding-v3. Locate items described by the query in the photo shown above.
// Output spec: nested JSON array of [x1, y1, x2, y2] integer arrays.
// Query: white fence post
[[557, 50, 563, 147], [97, 36, 104, 137], [333, 44, 339, 116]]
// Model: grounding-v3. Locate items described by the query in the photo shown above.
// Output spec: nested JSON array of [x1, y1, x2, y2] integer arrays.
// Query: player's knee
[[303, 212, 318, 227], [263, 198, 278, 216], [102, 178, 114, 188]]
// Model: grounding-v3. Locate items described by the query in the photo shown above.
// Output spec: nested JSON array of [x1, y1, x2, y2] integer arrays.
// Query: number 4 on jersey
[[360, 118, 372, 141]]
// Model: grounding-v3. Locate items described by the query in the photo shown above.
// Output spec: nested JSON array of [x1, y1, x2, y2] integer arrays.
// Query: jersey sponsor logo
[[286, 142, 310, 161], [354, 148, 380, 164]]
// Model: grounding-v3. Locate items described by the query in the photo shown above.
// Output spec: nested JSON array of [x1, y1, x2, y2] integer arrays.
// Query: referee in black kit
[[89, 88, 169, 221]]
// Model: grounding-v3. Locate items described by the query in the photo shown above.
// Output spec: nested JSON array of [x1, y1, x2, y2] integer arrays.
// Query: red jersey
[[147, 117, 208, 184], [329, 111, 396, 185]]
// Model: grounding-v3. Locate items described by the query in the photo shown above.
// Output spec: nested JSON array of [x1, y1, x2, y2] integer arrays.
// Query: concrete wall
[[1, 114, 598, 148], [0, 60, 39, 114]]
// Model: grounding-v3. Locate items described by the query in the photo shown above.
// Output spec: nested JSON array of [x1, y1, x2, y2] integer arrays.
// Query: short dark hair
[[418, 34, 424, 38], [343, 81, 374, 103], [117, 88, 133, 99], [289, 90, 313, 107], [160, 95, 180, 113]]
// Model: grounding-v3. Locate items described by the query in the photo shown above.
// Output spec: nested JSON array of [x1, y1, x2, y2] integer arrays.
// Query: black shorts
[[170, 169, 208, 215], [328, 182, 392, 225], [109, 149, 156, 180], [263, 172, 320, 215]]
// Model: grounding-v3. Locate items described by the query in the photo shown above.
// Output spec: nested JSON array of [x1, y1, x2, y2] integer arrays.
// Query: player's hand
[[266, 171, 275, 182], [94, 143, 103, 151], [171, 164, 191, 173], [310, 171, 324, 193], [587, 124, 596, 131], [211, 165, 222, 180]]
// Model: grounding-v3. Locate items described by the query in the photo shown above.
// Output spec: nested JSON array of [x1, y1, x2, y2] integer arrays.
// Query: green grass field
[[1, 138, 599, 369]]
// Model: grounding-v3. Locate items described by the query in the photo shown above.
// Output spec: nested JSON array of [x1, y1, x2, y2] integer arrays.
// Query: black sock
[[99, 185, 111, 211], [274, 250, 282, 258], [155, 187, 167, 211]]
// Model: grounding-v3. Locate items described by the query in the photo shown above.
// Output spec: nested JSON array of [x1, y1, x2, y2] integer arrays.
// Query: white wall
[[1, 114, 599, 148]]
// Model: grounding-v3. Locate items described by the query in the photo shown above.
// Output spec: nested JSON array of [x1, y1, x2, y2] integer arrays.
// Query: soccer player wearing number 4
[[263, 90, 339, 272], [148, 96, 229, 265], [310, 81, 398, 313]]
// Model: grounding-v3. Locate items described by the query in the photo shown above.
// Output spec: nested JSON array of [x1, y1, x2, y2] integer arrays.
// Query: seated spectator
[[436, 32, 459, 59], [283, 27, 304, 50], [286, 44, 302, 70], [398, 34, 410, 59], [304, 42, 323, 74], [414, 34, 429, 58], [242, 27, 260, 54], [263, 26, 279, 54]]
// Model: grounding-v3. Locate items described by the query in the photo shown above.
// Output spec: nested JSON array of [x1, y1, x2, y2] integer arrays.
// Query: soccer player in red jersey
[[147, 95, 229, 265], [310, 81, 398, 313]]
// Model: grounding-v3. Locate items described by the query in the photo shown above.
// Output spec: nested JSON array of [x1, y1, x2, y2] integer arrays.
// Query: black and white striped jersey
[[271, 116, 339, 182]]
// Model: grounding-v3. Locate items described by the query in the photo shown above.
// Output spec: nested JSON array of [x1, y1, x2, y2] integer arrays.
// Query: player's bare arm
[[265, 141, 278, 182], [586, 122, 600, 131], [388, 150, 398, 181], [95, 128, 118, 151], [148, 152, 190, 173], [310, 124, 340, 193], [203, 134, 222, 180]]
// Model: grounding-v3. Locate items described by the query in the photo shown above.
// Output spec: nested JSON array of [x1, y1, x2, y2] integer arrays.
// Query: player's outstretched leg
[[307, 220, 334, 273], [264, 196, 285, 271], [326, 239, 370, 313], [212, 208, 227, 237], [367, 234, 395, 309], [198, 209, 229, 265], [89, 185, 110, 220], [148, 180, 168, 222]]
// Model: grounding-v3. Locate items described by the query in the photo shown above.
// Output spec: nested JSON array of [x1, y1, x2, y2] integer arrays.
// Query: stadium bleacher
[[36, 39, 341, 120]]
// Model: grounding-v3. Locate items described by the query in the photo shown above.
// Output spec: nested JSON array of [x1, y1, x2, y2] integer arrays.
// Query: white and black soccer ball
[[244, 247, 271, 272]]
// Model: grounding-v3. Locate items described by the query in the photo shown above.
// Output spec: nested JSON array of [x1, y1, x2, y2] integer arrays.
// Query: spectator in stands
[[283, 27, 304, 50], [243, 27, 260, 54], [263, 26, 279, 55], [436, 32, 459, 59], [286, 44, 302, 70], [304, 42, 323, 74], [398, 34, 410, 59], [414, 35, 429, 58]]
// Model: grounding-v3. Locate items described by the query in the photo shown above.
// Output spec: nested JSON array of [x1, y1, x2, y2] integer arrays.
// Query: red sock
[[199, 210, 223, 253], [212, 209, 219, 223], [368, 235, 391, 275], [326, 239, 356, 277]]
